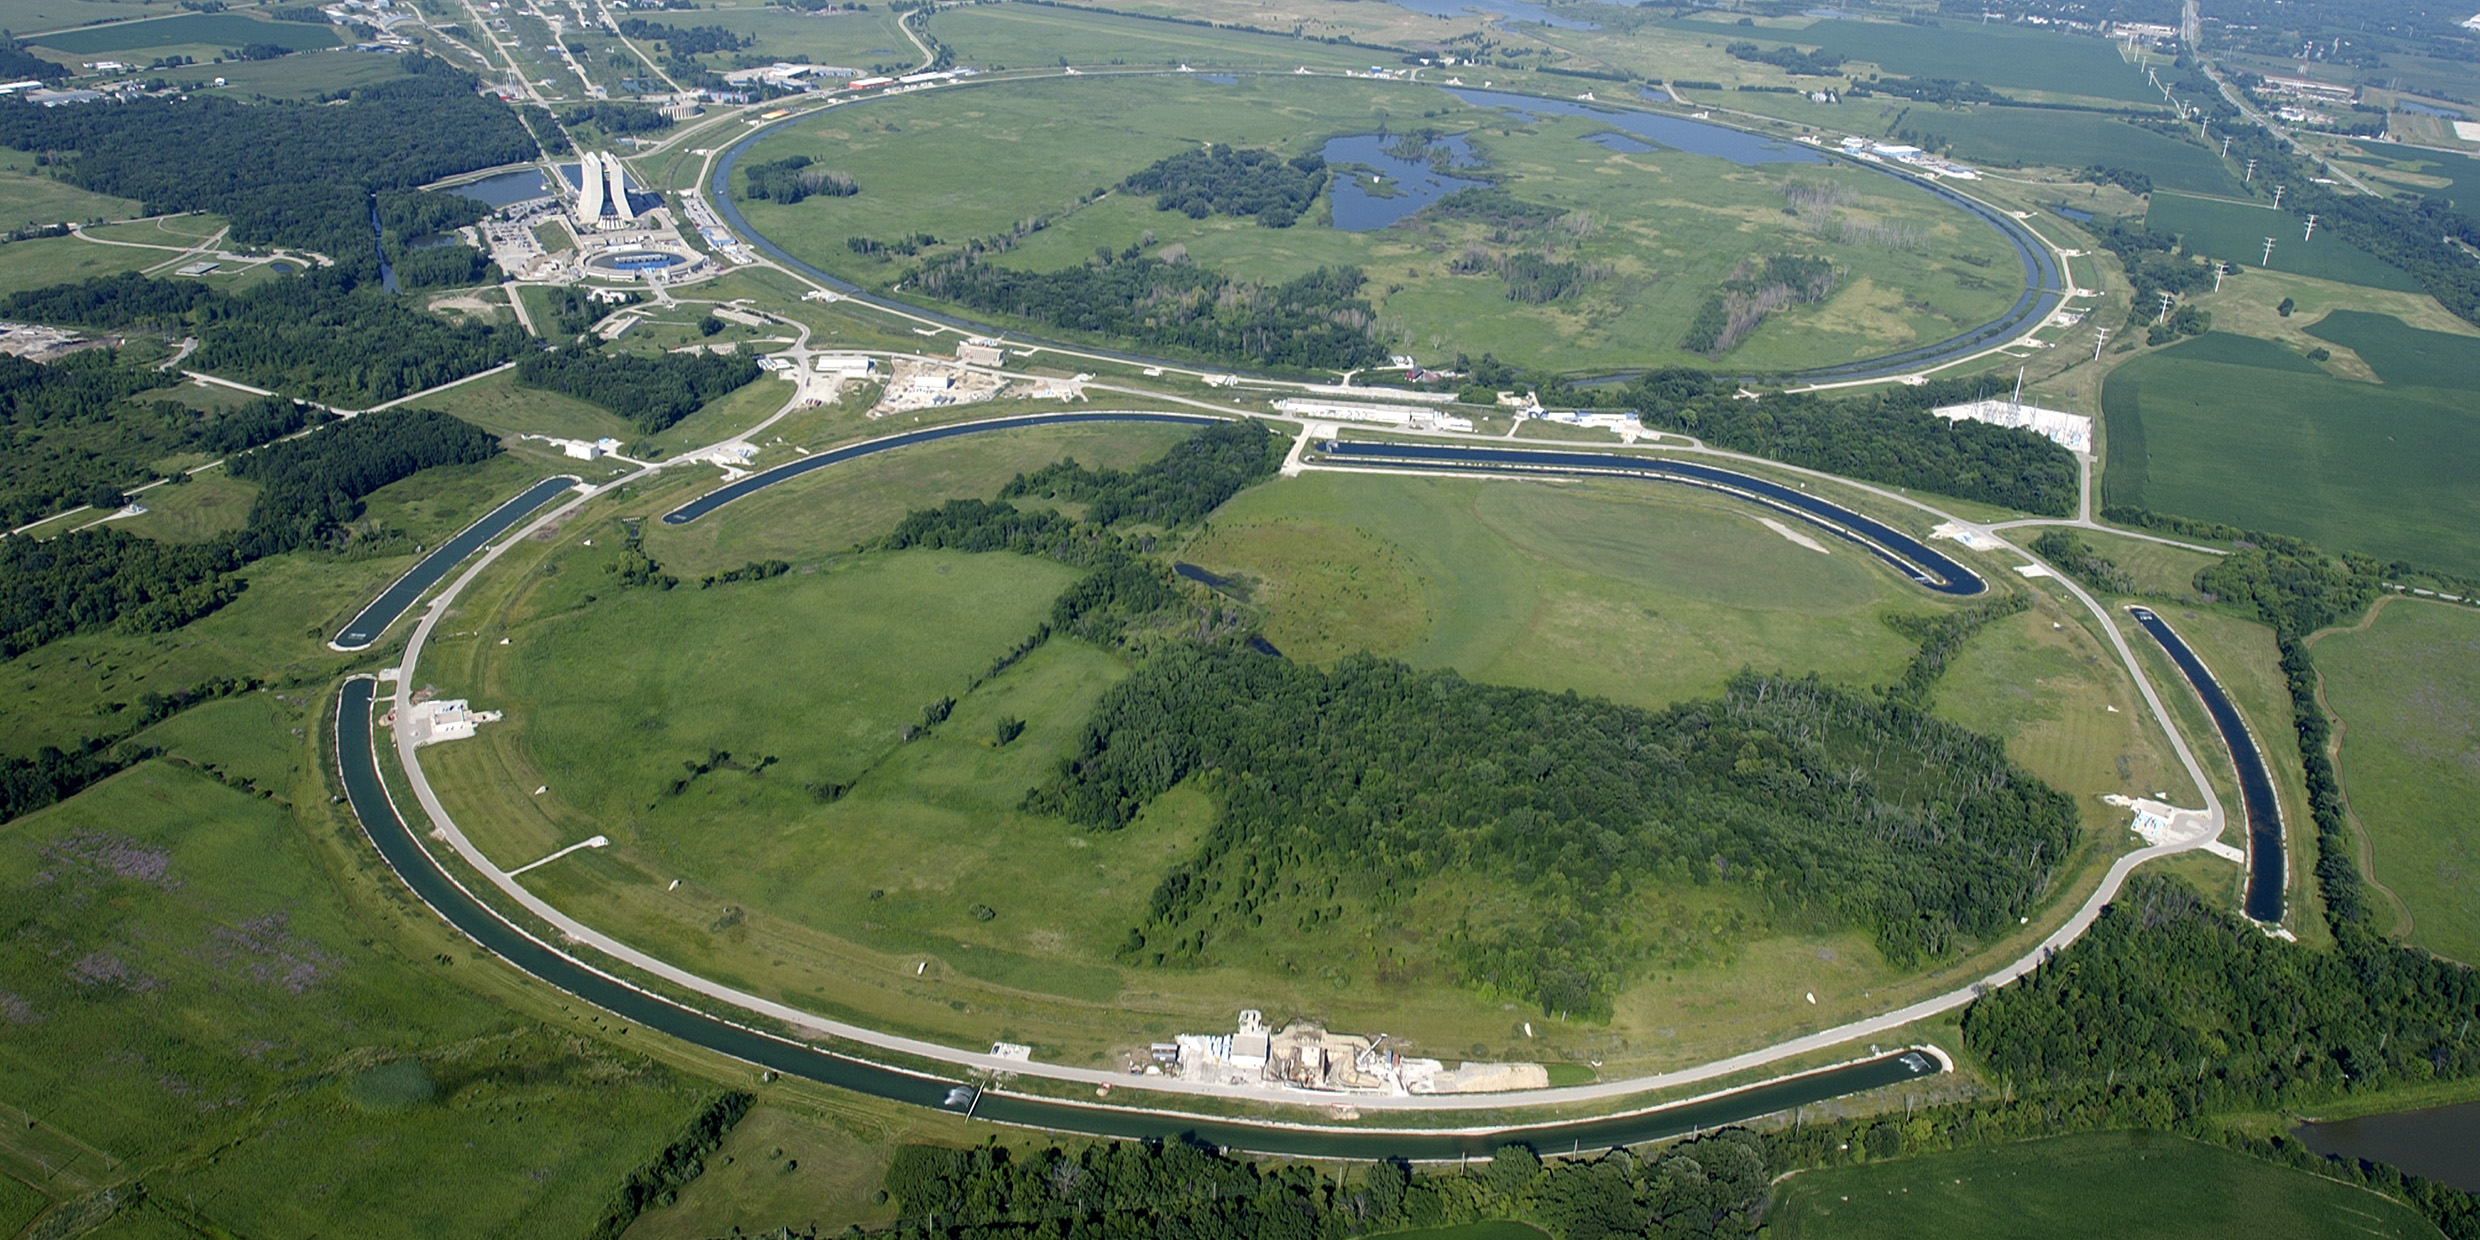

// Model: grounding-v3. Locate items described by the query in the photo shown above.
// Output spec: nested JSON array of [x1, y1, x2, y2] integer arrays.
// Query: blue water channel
[[449, 168, 555, 207], [1450, 88, 1825, 165], [1317, 440, 1987, 595], [2128, 607, 2286, 923], [1321, 132, 1490, 231], [331, 475, 580, 651]]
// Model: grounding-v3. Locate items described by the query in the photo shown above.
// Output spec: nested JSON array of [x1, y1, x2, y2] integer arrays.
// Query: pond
[[1377, 0, 1597, 29], [1450, 88, 1825, 166], [450, 168, 553, 208], [2396, 100, 2468, 120], [2052, 204, 2095, 222], [2295, 1099, 2480, 1191], [1320, 131, 1489, 231]]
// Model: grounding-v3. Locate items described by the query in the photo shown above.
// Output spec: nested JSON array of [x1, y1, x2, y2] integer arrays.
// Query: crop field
[[2314, 599, 2480, 964], [2305, 309, 2480, 389], [1888, 110, 2242, 196], [2345, 141, 2480, 229], [0, 745, 707, 1239], [0, 0, 181, 35], [195, 47, 412, 99], [1766, 1131, 2442, 1239], [2145, 194, 2423, 292], [1709, 17, 2161, 105], [657, 5, 913, 70], [2099, 330, 2480, 575], [25, 10, 340, 53], [929, 5, 1378, 71], [732, 75, 2021, 372]]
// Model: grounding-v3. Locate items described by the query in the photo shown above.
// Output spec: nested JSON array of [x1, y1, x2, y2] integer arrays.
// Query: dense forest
[[998, 419, 1279, 526], [0, 408, 497, 659], [5, 272, 527, 408], [874, 1131, 1771, 1240], [513, 345, 762, 434], [1612, 369, 2079, 516], [910, 253, 1391, 371], [740, 155, 858, 205], [0, 57, 535, 279], [1121, 145, 1328, 228], [1029, 653, 2075, 1014], [1724, 39, 1847, 74]]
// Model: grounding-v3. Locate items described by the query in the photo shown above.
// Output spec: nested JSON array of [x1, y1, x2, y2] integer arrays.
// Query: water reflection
[[1320, 131, 1490, 231], [2296, 1101, 2480, 1191], [449, 168, 553, 207], [1449, 88, 1824, 166]]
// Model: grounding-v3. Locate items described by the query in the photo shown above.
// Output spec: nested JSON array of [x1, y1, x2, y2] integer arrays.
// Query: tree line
[[0, 408, 499, 659], [909, 251, 1393, 372], [513, 345, 762, 435], [1121, 145, 1328, 228], [1028, 651, 2075, 1016], [740, 155, 858, 205], [4, 271, 528, 408], [0, 675, 260, 825], [997, 419, 1279, 527]]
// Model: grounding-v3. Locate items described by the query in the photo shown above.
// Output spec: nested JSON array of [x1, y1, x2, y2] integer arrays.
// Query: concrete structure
[[813, 353, 877, 378], [604, 153, 633, 225], [1273, 398, 1474, 433], [405, 698, 501, 746], [1931, 396, 2092, 454], [577, 152, 606, 227], [957, 337, 1006, 367]]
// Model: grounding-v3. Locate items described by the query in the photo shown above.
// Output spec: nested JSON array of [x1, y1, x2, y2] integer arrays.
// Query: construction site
[[1139, 1010, 1550, 1097]]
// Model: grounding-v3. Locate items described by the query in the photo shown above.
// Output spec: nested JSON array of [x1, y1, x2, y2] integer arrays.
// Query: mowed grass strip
[[2146, 193, 2423, 292], [2314, 599, 2480, 964], [2099, 334, 2480, 575], [1766, 1131, 2443, 1240]]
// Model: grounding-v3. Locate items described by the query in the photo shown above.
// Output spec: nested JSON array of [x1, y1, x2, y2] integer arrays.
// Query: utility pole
[[2244, 157, 2257, 183], [2221, 134, 2233, 157], [2212, 261, 2228, 292], [2157, 290, 2175, 324], [2094, 327, 2110, 359], [2303, 213, 2318, 241], [2262, 236, 2277, 266], [2273, 184, 2286, 208]]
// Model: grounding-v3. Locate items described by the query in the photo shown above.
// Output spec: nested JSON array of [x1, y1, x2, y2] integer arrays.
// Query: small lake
[[1447, 88, 1826, 165], [1379, 0, 1597, 29], [451, 168, 552, 207], [1320, 132, 1490, 231], [2396, 100, 2468, 120], [2296, 1100, 2480, 1191], [2052, 204, 2095, 222]]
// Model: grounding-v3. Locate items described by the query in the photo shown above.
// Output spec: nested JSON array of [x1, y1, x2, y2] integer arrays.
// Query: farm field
[[2305, 309, 2480, 389], [2313, 599, 2480, 964], [731, 74, 2022, 372], [2342, 141, 2480, 229], [930, 5, 1376, 70], [1765, 1131, 2444, 1240], [1731, 18, 2160, 105], [0, 0, 181, 34], [1887, 110, 2242, 197], [2098, 329, 2480, 575], [2145, 193, 2423, 292], [24, 9, 340, 54], [193, 47, 411, 98], [661, 4, 913, 70]]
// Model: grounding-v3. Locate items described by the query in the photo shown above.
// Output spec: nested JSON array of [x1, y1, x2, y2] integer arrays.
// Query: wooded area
[[513, 346, 762, 434], [1121, 145, 1328, 228], [910, 254, 1392, 371]]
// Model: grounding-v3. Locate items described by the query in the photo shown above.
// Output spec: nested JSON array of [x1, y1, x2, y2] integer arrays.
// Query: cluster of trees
[[0, 675, 260, 825], [0, 57, 534, 280], [585, 1092, 753, 1240], [1724, 39, 1847, 75], [877, 1131, 1771, 1240], [909, 252, 1392, 371], [1029, 650, 2074, 1014], [847, 232, 939, 258], [0, 408, 498, 659], [1613, 369, 2079, 516], [560, 102, 671, 135], [2217, 127, 2480, 329], [1882, 592, 2029, 706], [0, 35, 62, 82], [374, 188, 499, 291], [2029, 528, 2136, 594], [1845, 75, 2010, 104], [4, 271, 527, 407], [739, 154, 857, 204], [998, 420, 1279, 527], [513, 345, 760, 434], [1121, 145, 1328, 228], [1680, 254, 1836, 355], [1420, 190, 1601, 305], [2079, 165, 2156, 196]]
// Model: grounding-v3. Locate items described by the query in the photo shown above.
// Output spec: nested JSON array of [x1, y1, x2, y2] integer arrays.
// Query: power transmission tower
[[2303, 213, 2318, 241], [2273, 184, 2286, 208], [2093, 328, 2110, 360], [2221, 134, 2233, 157], [2244, 158, 2257, 183], [2261, 236, 2277, 265], [2157, 290, 2175, 324], [2212, 261, 2228, 292]]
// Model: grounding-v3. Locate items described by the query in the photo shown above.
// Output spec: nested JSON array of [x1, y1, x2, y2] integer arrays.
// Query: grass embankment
[[1766, 1130, 2444, 1239], [2100, 321, 2480, 576], [2314, 598, 2480, 963], [728, 73, 2020, 373]]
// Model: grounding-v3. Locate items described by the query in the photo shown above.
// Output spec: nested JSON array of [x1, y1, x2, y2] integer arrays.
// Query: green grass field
[[2306, 309, 2480, 388], [27, 9, 339, 53], [2146, 194, 2424, 292], [931, 6, 1375, 71], [0, 750, 707, 1239], [0, 152, 141, 229], [1766, 1131, 2442, 1239], [2099, 331, 2480, 575], [2314, 599, 2480, 963], [663, 4, 912, 70], [1771, 19, 2161, 105], [730, 74, 2020, 372], [0, 232, 158, 295], [0, 0, 180, 36], [195, 47, 411, 99], [2346, 139, 2480, 229], [1894, 110, 2243, 196]]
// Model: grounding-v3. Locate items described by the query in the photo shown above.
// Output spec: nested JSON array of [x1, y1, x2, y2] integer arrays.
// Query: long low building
[[1931, 397, 2092, 454], [1272, 398, 1474, 432]]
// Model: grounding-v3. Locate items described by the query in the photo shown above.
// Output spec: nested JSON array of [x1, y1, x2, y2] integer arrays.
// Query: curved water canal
[[329, 475, 580, 651], [336, 676, 1943, 1155], [2128, 606, 2286, 923]]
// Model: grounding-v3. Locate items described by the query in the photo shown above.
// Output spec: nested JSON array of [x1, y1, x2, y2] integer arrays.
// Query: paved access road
[[336, 675, 1942, 1156], [330, 475, 581, 651]]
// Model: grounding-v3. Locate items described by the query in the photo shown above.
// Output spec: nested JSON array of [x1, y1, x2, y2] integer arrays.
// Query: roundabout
[[336, 406, 2240, 1154]]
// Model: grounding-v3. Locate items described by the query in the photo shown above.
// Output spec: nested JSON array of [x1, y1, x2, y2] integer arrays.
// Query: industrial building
[[1272, 398, 1475, 433], [1157, 1010, 1547, 1095], [956, 338, 1006, 368], [1931, 391, 2093, 454]]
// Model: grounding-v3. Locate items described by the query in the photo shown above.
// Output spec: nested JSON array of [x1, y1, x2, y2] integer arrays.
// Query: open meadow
[[727, 73, 2021, 373], [929, 4, 1378, 71], [2100, 326, 2480, 576], [1765, 1130, 2444, 1240], [1892, 110, 2241, 196], [2313, 599, 2480, 964], [2145, 193, 2423, 293]]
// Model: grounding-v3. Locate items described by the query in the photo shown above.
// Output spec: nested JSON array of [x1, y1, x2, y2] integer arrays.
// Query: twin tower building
[[575, 151, 635, 229]]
